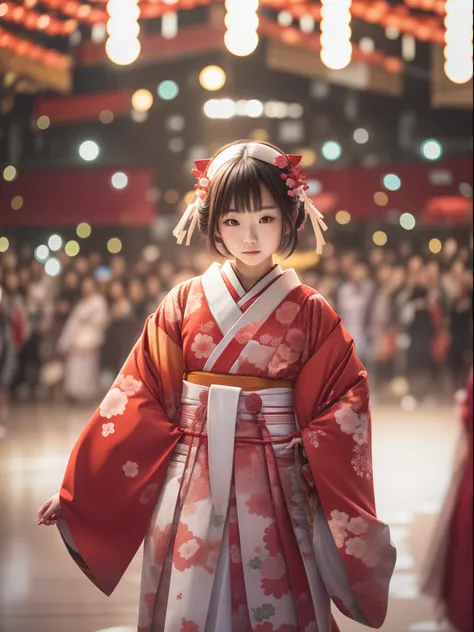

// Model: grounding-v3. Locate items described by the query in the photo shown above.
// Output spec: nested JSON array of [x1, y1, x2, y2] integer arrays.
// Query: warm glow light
[[429, 238, 442, 254], [3, 165, 17, 182], [107, 238, 123, 254], [444, 0, 473, 84], [79, 140, 100, 161], [11, 195, 23, 211], [106, 17, 140, 39], [224, 30, 259, 57], [131, 89, 153, 112], [199, 66, 227, 92], [244, 100, 264, 118], [374, 192, 389, 206], [105, 37, 141, 66], [76, 223, 92, 239], [65, 241, 80, 257], [373, 231, 388, 246], [0, 237, 9, 253], [320, 0, 353, 70], [336, 210, 351, 225], [37, 115, 50, 130]]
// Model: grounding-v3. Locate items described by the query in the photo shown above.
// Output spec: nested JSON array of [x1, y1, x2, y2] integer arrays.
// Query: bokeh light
[[157, 80, 179, 101], [79, 140, 100, 161], [76, 223, 92, 239], [11, 195, 23, 211], [99, 110, 114, 124], [65, 240, 80, 257], [374, 192, 389, 207], [48, 234, 63, 251], [0, 237, 9, 253], [373, 231, 388, 246], [3, 165, 17, 182], [321, 141, 342, 161], [164, 189, 180, 204], [353, 128, 369, 144], [335, 210, 352, 225], [107, 238, 123, 254], [34, 245, 49, 262], [105, 37, 141, 66], [429, 238, 442, 254], [383, 174, 402, 191], [250, 128, 270, 142], [111, 172, 129, 190], [45, 258, 62, 277], [131, 89, 153, 112], [224, 30, 259, 57], [400, 213, 416, 230], [36, 115, 51, 130], [199, 66, 227, 91], [421, 139, 443, 161]]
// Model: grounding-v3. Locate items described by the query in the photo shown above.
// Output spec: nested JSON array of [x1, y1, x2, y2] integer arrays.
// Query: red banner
[[0, 167, 156, 227]]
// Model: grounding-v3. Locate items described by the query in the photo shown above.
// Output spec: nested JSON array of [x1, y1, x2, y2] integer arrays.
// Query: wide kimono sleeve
[[57, 285, 187, 596], [294, 295, 397, 628]]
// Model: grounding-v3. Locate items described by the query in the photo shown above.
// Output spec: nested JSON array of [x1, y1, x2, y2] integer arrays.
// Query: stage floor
[[0, 400, 462, 632]]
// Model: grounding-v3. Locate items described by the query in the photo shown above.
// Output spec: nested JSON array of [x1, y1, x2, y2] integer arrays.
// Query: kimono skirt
[[137, 372, 338, 632]]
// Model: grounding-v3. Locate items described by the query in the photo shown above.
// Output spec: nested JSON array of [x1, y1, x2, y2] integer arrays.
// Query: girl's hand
[[37, 492, 62, 526]]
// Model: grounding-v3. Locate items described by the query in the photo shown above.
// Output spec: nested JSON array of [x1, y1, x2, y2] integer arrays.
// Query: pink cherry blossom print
[[178, 538, 200, 560], [241, 341, 275, 371], [353, 426, 368, 445], [347, 516, 369, 536], [101, 422, 115, 438], [235, 322, 261, 344], [345, 537, 368, 560], [150, 522, 173, 566], [185, 292, 203, 318], [180, 619, 200, 632], [275, 301, 300, 325], [100, 388, 128, 419], [139, 483, 158, 506], [286, 328, 306, 352], [122, 460, 139, 478], [334, 407, 361, 435], [191, 333, 216, 359], [119, 374, 142, 396], [230, 545, 242, 564]]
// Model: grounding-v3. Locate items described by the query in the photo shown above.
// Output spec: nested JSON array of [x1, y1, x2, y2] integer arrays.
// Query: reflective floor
[[0, 400, 461, 632]]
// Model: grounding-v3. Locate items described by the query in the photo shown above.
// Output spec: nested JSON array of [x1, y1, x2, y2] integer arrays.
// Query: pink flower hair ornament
[[172, 143, 327, 254]]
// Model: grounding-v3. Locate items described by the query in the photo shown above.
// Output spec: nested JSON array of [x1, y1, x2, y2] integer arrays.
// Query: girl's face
[[217, 184, 283, 266]]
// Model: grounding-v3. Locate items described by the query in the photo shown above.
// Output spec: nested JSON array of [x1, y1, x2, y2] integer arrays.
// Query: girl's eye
[[260, 216, 275, 224], [223, 219, 239, 226]]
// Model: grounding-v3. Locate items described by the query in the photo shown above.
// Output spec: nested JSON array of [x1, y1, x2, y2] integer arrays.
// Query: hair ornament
[[173, 143, 328, 253]]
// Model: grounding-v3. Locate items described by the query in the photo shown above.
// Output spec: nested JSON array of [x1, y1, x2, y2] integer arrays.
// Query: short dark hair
[[198, 140, 306, 258]]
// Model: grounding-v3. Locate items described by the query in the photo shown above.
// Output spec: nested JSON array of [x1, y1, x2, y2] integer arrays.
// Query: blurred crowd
[[0, 238, 472, 410]]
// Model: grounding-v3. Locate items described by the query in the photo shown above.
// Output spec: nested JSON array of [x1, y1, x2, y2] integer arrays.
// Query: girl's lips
[[242, 251, 261, 254]]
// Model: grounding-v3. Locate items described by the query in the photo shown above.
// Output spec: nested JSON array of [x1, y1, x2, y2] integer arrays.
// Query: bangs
[[211, 157, 270, 214]]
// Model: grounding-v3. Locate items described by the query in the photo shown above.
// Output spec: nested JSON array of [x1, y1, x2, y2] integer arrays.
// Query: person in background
[[421, 369, 473, 632], [57, 277, 108, 403], [336, 261, 374, 365]]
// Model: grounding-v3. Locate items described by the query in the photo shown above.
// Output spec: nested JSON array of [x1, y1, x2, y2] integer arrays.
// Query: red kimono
[[57, 261, 396, 632]]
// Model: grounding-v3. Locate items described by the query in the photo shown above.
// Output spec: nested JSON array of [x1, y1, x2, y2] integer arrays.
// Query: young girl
[[38, 140, 396, 632]]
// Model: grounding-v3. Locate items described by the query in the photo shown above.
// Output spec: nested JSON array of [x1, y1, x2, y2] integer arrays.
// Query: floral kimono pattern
[[57, 260, 396, 632]]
